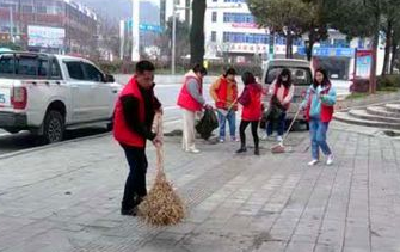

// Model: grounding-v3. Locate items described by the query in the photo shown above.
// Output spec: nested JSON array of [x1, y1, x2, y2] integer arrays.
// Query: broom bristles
[[137, 172, 185, 226]]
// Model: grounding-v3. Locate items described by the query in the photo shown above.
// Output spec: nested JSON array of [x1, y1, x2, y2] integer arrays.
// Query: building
[[204, 0, 274, 63], [160, 0, 166, 31], [165, 0, 190, 23], [0, 0, 98, 56]]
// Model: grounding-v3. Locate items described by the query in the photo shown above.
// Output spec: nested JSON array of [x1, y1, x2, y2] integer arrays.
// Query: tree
[[328, 0, 384, 93], [247, 0, 312, 59], [157, 17, 191, 60], [190, 0, 206, 66]]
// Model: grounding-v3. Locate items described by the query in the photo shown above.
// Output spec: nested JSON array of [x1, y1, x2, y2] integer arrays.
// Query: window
[[265, 67, 312, 86], [211, 12, 217, 23], [0, 56, 14, 75], [66, 61, 85, 80], [82, 63, 104, 82], [50, 59, 62, 80], [22, 5, 33, 13], [16, 56, 37, 76], [36, 6, 47, 13], [223, 12, 255, 24], [38, 59, 49, 77], [211, 31, 216, 42]]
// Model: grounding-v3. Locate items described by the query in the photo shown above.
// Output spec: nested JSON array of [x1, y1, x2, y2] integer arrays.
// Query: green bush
[[377, 74, 400, 91]]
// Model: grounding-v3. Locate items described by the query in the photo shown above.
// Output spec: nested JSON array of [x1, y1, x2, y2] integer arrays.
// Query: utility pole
[[132, 0, 140, 62], [172, 6, 177, 75], [9, 6, 15, 43]]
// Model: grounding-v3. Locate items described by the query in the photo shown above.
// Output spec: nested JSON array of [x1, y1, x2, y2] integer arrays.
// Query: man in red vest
[[177, 64, 206, 154], [113, 61, 161, 216], [210, 68, 238, 142]]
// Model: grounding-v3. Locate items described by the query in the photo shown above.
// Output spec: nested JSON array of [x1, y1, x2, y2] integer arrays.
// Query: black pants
[[239, 121, 259, 147], [121, 146, 148, 210]]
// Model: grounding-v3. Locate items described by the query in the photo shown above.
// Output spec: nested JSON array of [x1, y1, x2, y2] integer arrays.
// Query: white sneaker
[[262, 134, 268, 141], [308, 159, 319, 166], [277, 135, 283, 142], [190, 148, 200, 154], [219, 138, 225, 143], [326, 154, 334, 166]]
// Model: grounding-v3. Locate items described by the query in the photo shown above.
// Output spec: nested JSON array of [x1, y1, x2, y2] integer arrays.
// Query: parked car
[[262, 59, 313, 128], [0, 51, 121, 144]]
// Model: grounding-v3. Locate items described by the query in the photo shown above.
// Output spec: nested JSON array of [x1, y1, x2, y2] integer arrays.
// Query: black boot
[[254, 142, 260, 155], [236, 143, 247, 154]]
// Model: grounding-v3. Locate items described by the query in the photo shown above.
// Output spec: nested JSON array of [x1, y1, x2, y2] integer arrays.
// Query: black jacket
[[121, 83, 161, 142]]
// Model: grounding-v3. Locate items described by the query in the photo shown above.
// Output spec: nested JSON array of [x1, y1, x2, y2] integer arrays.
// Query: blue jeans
[[266, 112, 286, 137], [309, 118, 332, 160], [217, 109, 236, 138]]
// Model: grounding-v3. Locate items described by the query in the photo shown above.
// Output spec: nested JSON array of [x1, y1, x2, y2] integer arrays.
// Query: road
[[0, 74, 351, 155]]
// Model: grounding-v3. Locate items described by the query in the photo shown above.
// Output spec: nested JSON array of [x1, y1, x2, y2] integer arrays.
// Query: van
[[262, 59, 313, 128]]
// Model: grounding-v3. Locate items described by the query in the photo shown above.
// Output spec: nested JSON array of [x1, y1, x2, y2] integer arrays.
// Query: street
[[0, 74, 351, 156]]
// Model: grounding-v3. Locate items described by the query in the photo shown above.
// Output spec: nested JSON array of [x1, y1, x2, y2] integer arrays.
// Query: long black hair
[[276, 68, 291, 88], [313, 68, 330, 88], [241, 72, 256, 86]]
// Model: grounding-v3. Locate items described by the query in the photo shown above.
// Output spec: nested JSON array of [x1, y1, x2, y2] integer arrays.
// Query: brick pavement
[[0, 127, 400, 252]]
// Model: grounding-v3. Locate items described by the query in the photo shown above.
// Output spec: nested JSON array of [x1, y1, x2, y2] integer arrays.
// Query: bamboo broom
[[137, 113, 185, 226]]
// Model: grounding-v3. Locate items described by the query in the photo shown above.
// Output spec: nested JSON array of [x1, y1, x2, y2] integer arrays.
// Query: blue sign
[[125, 20, 162, 33], [297, 47, 354, 57]]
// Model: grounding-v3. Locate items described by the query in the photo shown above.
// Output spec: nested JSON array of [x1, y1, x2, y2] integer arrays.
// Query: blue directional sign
[[125, 20, 162, 33]]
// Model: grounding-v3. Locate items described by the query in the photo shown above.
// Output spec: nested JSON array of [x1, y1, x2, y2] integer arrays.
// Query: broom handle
[[154, 112, 164, 174], [282, 106, 302, 143]]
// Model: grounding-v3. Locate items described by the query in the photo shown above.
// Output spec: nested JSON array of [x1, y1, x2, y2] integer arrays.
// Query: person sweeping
[[301, 68, 337, 166], [264, 68, 295, 144], [112, 61, 162, 216], [210, 68, 239, 142], [236, 72, 262, 155]]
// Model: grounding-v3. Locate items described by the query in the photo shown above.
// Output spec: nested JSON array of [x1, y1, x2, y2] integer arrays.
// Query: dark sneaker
[[121, 208, 137, 216], [236, 147, 247, 154]]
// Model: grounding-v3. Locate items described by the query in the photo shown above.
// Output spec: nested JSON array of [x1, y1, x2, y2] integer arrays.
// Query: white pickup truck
[[0, 51, 121, 144]]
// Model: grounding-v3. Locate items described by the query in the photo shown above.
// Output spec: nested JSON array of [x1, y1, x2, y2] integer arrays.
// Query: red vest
[[216, 77, 238, 111], [177, 73, 203, 111], [305, 84, 334, 123], [241, 85, 262, 122], [272, 85, 290, 110], [113, 78, 146, 147]]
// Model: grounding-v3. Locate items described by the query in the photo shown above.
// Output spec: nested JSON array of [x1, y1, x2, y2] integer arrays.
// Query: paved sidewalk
[[0, 127, 399, 252]]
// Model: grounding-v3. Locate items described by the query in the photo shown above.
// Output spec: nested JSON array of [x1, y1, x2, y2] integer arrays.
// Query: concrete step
[[334, 111, 400, 130], [348, 109, 400, 123], [385, 103, 400, 113], [367, 106, 400, 118]]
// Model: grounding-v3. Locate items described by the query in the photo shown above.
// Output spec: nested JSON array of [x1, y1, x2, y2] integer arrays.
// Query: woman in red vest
[[265, 68, 295, 144], [113, 61, 162, 216], [210, 68, 238, 142], [236, 72, 262, 155], [177, 64, 206, 154]]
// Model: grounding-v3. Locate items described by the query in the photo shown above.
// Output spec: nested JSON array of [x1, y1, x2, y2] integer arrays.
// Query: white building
[[204, 0, 271, 63]]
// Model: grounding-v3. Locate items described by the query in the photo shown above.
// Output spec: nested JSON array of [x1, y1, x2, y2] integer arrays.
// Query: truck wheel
[[8, 130, 19, 134], [42, 110, 64, 144]]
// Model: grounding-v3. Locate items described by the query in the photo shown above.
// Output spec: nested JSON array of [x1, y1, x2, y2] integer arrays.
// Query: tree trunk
[[382, 18, 393, 76], [370, 23, 379, 94], [190, 0, 206, 66], [307, 27, 315, 62], [390, 34, 398, 74], [286, 27, 292, 59]]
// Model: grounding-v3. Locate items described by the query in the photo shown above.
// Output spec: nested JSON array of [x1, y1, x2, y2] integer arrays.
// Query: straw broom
[[137, 112, 185, 226]]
